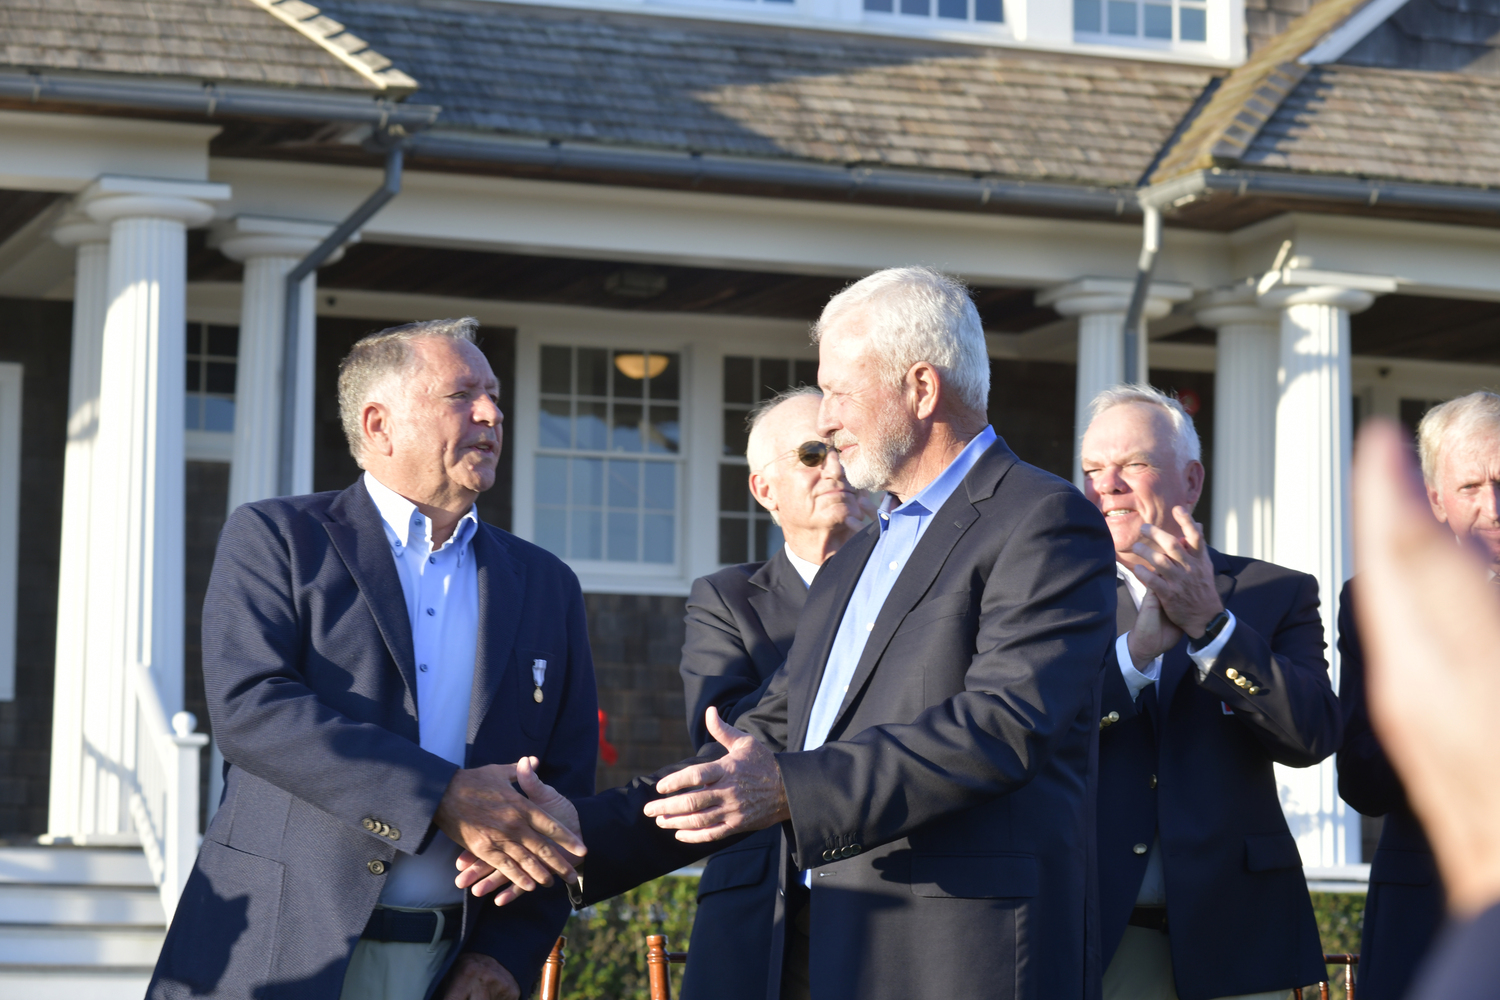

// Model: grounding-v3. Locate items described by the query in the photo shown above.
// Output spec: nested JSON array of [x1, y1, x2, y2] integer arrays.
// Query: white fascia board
[[0, 363, 19, 700], [1301, 0, 1413, 65], [210, 157, 1232, 291], [0, 110, 221, 192]]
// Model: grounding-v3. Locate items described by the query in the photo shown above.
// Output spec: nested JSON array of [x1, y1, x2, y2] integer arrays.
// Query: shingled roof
[[0, 0, 412, 93], [316, 0, 1215, 189]]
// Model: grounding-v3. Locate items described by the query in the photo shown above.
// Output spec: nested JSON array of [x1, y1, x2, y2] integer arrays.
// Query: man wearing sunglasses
[[677, 386, 869, 1000]]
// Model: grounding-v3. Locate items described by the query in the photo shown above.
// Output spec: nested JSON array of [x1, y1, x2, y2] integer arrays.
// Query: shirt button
[[889, 561, 898, 570], [1133, 843, 1148, 855], [419, 663, 428, 672], [429, 556, 435, 564], [865, 623, 873, 631], [426, 608, 435, 616]]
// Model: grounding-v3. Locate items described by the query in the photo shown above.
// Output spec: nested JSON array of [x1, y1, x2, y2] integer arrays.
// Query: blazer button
[[1100, 711, 1120, 730], [1132, 843, 1148, 855], [1149, 774, 1157, 789], [368, 859, 387, 875], [847, 844, 861, 856], [362, 818, 375, 831], [822, 850, 833, 861], [388, 827, 401, 841], [1225, 668, 1239, 680]]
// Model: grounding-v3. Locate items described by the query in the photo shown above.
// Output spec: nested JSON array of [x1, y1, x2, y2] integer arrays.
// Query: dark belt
[[361, 906, 462, 944], [1128, 906, 1168, 933]]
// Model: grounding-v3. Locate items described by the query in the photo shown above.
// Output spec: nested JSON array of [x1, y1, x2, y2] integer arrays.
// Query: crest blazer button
[[368, 859, 387, 875]]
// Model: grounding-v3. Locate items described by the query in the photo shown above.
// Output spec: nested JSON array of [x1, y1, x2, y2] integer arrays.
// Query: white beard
[[836, 403, 916, 493]]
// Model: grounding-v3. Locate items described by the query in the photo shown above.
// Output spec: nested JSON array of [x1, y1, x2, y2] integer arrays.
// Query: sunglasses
[[764, 440, 839, 471]]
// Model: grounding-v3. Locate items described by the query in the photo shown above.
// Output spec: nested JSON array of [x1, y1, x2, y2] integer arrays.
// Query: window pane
[[724, 356, 754, 404], [577, 402, 608, 451], [607, 511, 638, 561], [975, 0, 1002, 21], [608, 460, 639, 509], [723, 407, 749, 458], [536, 456, 568, 506], [578, 348, 609, 397], [719, 517, 749, 564], [205, 362, 236, 395], [755, 519, 784, 562], [613, 351, 647, 398], [649, 405, 679, 454], [648, 352, 680, 400], [204, 397, 235, 433], [572, 457, 603, 506], [535, 508, 566, 557], [719, 463, 749, 513], [571, 509, 602, 560], [187, 322, 204, 354], [1179, 5, 1206, 40], [643, 514, 674, 564], [757, 359, 789, 400], [540, 399, 571, 448], [541, 346, 572, 395], [1107, 0, 1136, 34], [900, 0, 930, 14], [1143, 2, 1170, 37], [184, 396, 202, 430], [207, 325, 239, 358], [938, 0, 966, 17], [612, 403, 643, 452], [186, 359, 201, 393], [1074, 0, 1101, 31], [645, 462, 676, 511], [794, 359, 818, 388]]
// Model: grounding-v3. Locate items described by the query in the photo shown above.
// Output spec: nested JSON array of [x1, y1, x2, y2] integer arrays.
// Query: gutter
[[1142, 167, 1500, 215], [1120, 204, 1161, 384], [0, 70, 440, 130], [409, 132, 1143, 218]]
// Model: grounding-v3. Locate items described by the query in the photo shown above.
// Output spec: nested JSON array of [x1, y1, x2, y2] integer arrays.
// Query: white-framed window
[[184, 319, 238, 463], [863, 0, 1003, 26], [1074, 0, 1208, 44], [0, 363, 20, 701]]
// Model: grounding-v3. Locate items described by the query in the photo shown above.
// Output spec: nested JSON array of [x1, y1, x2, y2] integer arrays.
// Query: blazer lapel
[[324, 480, 419, 714], [1158, 547, 1238, 723], [467, 525, 526, 747], [747, 549, 808, 659]]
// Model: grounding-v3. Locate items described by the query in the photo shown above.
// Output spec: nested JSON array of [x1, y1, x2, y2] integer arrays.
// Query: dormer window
[[1074, 0, 1208, 44], [863, 0, 1003, 24]]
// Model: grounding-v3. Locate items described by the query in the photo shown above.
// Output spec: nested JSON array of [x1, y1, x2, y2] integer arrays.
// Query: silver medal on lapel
[[532, 659, 547, 703]]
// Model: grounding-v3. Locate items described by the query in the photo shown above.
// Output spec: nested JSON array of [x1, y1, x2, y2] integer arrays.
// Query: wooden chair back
[[645, 933, 689, 1000], [1293, 953, 1358, 1000], [538, 936, 566, 1000]]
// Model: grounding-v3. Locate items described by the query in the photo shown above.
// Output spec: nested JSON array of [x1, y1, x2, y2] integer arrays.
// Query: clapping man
[[1080, 385, 1341, 1000], [677, 387, 867, 1000]]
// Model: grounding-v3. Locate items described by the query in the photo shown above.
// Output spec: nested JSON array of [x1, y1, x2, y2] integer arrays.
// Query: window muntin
[[1074, 0, 1207, 43], [185, 323, 238, 432], [534, 345, 683, 565], [865, 0, 1003, 24], [718, 355, 819, 565]]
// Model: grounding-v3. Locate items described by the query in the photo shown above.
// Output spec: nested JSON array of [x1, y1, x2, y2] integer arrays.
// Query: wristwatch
[[1188, 610, 1230, 652]]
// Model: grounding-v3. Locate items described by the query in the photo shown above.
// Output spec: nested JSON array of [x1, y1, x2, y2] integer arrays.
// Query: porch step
[[0, 966, 153, 1000]]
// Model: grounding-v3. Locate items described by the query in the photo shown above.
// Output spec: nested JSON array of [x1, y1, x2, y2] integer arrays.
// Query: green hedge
[[542, 880, 1366, 998]]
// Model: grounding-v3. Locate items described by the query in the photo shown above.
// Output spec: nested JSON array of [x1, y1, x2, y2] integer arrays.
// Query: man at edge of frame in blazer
[[1080, 383, 1342, 1000], [677, 387, 869, 1000], [457, 265, 1119, 1000], [148, 319, 597, 1000]]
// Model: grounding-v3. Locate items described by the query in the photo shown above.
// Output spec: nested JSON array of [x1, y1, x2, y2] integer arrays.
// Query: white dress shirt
[[782, 545, 821, 588], [364, 472, 481, 909]]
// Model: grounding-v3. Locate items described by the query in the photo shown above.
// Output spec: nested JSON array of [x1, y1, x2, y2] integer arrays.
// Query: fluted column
[[58, 177, 225, 841], [44, 213, 112, 840], [1195, 284, 1279, 559], [214, 217, 341, 507], [1261, 281, 1375, 869], [1038, 278, 1191, 486]]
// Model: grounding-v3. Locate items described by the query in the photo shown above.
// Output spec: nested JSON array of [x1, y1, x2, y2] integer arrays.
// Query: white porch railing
[[124, 659, 208, 920]]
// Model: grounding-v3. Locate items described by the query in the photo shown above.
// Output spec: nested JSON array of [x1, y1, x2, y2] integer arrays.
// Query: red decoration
[[598, 709, 619, 766], [1177, 389, 1202, 417]]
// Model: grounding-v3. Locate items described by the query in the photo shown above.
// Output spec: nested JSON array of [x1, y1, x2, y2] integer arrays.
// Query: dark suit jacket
[[677, 550, 806, 1000], [573, 438, 1118, 1000], [148, 480, 598, 1000], [1098, 550, 1339, 1000], [1411, 902, 1500, 1000], [1336, 578, 1445, 1000]]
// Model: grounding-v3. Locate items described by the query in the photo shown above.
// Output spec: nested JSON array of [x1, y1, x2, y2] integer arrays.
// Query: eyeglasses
[[761, 440, 839, 472]]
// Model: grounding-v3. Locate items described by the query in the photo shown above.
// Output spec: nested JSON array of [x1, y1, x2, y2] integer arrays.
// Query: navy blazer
[[1336, 579, 1445, 1000], [1098, 550, 1340, 1000], [677, 550, 806, 1000], [1411, 903, 1500, 1000], [148, 480, 598, 1000], [572, 439, 1118, 1000]]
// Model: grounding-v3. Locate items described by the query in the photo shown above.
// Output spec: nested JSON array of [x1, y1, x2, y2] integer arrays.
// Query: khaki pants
[[340, 906, 456, 1000], [1103, 925, 1294, 1000]]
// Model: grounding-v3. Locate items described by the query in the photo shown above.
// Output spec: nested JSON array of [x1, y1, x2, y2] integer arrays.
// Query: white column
[[1038, 278, 1191, 486], [213, 217, 340, 507], [61, 177, 224, 841], [1261, 282, 1374, 869], [1195, 284, 1279, 559], [44, 214, 111, 840]]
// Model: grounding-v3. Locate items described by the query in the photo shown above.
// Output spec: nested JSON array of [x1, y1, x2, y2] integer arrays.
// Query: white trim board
[[1301, 0, 1412, 65], [0, 363, 21, 700]]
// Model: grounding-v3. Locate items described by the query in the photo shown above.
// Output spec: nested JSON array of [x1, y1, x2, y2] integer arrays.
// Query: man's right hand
[[1126, 588, 1182, 670], [434, 762, 586, 893], [454, 757, 582, 906]]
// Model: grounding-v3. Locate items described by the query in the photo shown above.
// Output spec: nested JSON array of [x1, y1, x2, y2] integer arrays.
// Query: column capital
[[80, 175, 230, 229], [211, 215, 351, 264], [1259, 284, 1376, 314], [51, 210, 111, 248], [1192, 282, 1280, 330], [1038, 277, 1193, 320]]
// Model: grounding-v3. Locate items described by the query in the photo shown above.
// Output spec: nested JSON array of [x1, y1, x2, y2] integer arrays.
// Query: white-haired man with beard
[[463, 266, 1119, 1000]]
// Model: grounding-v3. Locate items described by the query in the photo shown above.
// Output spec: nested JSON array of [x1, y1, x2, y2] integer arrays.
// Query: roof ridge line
[[247, 0, 420, 94]]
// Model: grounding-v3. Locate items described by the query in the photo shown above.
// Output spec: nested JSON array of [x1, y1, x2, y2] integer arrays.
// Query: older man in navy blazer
[[148, 319, 596, 1000], [1080, 385, 1341, 1000]]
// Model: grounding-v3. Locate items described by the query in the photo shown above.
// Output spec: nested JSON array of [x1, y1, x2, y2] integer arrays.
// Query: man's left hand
[[642, 707, 791, 843], [1130, 506, 1223, 639], [440, 952, 519, 1000]]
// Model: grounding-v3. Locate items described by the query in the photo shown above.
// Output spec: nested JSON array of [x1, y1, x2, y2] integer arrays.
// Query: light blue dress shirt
[[798, 426, 997, 883], [364, 471, 481, 909]]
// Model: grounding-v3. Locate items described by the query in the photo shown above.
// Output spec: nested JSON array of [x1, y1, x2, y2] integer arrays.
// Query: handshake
[[433, 707, 791, 906]]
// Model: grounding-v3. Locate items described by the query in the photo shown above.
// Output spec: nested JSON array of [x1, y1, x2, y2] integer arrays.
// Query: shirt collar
[[782, 546, 821, 588], [877, 425, 998, 531], [1116, 561, 1147, 608], [363, 471, 479, 555]]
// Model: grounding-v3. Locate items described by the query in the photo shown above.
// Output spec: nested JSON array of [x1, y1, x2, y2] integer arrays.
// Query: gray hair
[[337, 317, 478, 467], [1417, 391, 1500, 487], [1088, 383, 1202, 467], [812, 266, 989, 416], [746, 386, 823, 472]]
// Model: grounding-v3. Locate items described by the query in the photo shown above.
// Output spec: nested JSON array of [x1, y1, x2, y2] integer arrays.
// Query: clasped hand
[[1126, 506, 1224, 668]]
